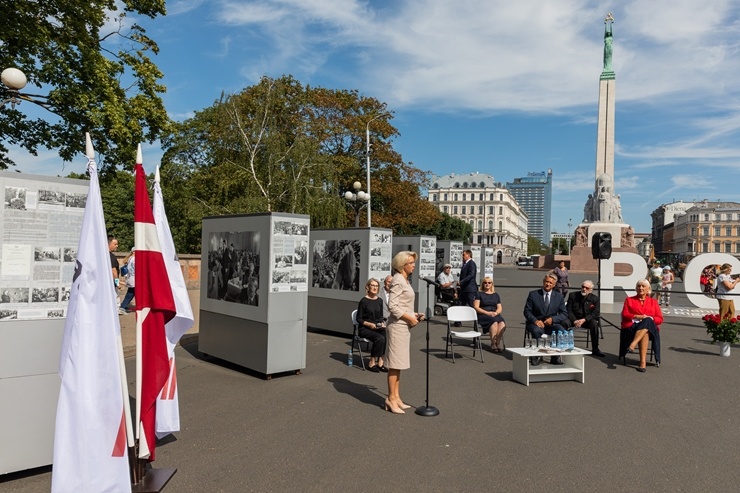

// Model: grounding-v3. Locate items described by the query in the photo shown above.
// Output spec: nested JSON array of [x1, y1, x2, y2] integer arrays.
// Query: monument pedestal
[[570, 222, 636, 273]]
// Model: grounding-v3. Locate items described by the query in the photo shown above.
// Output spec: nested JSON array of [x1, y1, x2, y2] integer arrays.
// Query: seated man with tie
[[523, 272, 568, 365]]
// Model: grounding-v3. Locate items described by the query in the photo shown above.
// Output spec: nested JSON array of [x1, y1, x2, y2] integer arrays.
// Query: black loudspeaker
[[592, 232, 612, 260]]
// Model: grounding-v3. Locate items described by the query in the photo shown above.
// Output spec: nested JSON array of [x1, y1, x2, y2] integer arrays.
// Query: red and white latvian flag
[[134, 147, 176, 461], [52, 134, 132, 493], [153, 166, 194, 438]]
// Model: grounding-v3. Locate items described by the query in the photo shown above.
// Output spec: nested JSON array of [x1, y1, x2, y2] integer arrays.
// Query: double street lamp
[[344, 181, 370, 228], [1, 67, 52, 110]]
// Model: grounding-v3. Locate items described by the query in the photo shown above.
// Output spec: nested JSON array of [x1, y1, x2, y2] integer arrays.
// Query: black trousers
[[358, 327, 387, 358]]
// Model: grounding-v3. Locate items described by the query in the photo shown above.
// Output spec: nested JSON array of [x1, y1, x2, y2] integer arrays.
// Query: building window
[[470, 194, 475, 202], [443, 193, 448, 201], [727, 226, 732, 236], [462, 193, 466, 201], [499, 206, 503, 215], [477, 220, 482, 231], [462, 206, 466, 214], [737, 243, 740, 253], [702, 242, 708, 253], [454, 193, 458, 201], [478, 206, 483, 214], [725, 242, 732, 253], [715, 226, 721, 236], [691, 227, 696, 236], [489, 193, 494, 201], [704, 214, 710, 221], [714, 241, 721, 252], [463, 182, 468, 188], [728, 214, 733, 221], [443, 206, 448, 213], [703, 226, 710, 236], [498, 220, 503, 231], [453, 206, 458, 214], [479, 193, 483, 201], [499, 194, 503, 201], [716, 214, 722, 221], [489, 206, 494, 214], [432, 194, 437, 202], [488, 220, 493, 231], [454, 182, 460, 188]]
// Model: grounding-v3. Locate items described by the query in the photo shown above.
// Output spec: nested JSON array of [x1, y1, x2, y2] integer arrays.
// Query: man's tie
[[544, 292, 550, 310]]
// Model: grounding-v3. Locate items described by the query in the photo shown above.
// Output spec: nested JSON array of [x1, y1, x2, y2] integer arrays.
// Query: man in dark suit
[[456, 249, 478, 327], [566, 280, 604, 357], [523, 272, 568, 365]]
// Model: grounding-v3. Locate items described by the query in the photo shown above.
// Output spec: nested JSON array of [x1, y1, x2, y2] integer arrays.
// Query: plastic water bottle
[[347, 349, 353, 367], [550, 332, 557, 349], [568, 329, 575, 349], [558, 330, 565, 349]]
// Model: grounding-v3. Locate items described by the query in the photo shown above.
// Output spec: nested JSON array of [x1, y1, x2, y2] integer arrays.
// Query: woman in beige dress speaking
[[385, 250, 424, 414]]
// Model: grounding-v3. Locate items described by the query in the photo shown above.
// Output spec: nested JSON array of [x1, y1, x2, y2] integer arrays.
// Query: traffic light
[[591, 232, 612, 260]]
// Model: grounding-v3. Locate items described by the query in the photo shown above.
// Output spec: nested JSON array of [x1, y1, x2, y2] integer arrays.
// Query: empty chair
[[445, 306, 483, 363], [350, 309, 372, 370]]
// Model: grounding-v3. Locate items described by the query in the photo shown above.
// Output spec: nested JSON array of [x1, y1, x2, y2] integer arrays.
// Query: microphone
[[422, 277, 439, 286]]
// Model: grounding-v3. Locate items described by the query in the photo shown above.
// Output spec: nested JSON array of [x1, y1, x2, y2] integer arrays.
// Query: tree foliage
[[528, 236, 544, 255], [0, 0, 169, 170], [159, 75, 442, 251]]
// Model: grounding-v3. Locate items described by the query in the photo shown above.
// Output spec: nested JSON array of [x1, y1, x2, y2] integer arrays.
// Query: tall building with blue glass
[[506, 169, 552, 246]]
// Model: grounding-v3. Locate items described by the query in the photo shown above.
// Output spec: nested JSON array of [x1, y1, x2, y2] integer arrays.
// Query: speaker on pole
[[591, 232, 612, 260]]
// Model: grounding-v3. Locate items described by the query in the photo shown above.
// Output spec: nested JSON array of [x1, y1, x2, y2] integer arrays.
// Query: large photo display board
[[0, 172, 88, 321]]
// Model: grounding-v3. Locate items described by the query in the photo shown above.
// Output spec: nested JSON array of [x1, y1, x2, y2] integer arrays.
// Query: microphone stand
[[416, 277, 439, 416]]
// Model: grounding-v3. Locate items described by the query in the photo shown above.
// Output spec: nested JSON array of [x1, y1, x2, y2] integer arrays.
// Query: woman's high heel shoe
[[384, 399, 405, 414], [398, 402, 412, 410]]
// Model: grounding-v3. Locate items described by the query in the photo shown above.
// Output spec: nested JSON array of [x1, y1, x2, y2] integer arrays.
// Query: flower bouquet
[[702, 313, 740, 344]]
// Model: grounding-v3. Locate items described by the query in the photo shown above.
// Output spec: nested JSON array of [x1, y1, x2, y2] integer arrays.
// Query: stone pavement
[[4, 266, 739, 492]]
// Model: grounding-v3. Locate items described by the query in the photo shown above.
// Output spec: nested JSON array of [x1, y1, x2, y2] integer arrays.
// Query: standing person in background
[[456, 249, 477, 327], [716, 263, 740, 320], [385, 251, 424, 415], [649, 261, 663, 301], [660, 266, 674, 307], [119, 248, 136, 314], [554, 261, 570, 297], [108, 236, 120, 302]]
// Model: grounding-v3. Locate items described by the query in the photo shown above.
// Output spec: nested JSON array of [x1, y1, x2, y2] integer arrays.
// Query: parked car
[[516, 256, 533, 266]]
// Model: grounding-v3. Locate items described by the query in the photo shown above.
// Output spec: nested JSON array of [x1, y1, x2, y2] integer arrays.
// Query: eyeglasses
[[581, 285, 591, 289], [483, 282, 492, 285]]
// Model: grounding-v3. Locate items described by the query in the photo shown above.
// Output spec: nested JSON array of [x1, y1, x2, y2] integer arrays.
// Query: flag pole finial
[[136, 144, 143, 165], [85, 133, 95, 160], [155, 165, 160, 185]]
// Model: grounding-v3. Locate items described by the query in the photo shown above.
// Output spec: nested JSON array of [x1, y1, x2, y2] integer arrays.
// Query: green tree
[[527, 236, 543, 255], [0, 0, 169, 170]]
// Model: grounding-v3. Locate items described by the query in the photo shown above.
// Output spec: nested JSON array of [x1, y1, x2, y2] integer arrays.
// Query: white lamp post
[[1, 67, 52, 110], [344, 181, 370, 228], [567, 218, 573, 254], [365, 112, 390, 228]]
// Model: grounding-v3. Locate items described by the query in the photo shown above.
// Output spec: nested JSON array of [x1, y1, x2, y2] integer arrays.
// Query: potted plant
[[702, 314, 740, 357]]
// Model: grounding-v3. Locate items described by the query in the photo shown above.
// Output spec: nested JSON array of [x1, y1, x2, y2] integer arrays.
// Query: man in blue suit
[[523, 272, 568, 365], [455, 249, 477, 327]]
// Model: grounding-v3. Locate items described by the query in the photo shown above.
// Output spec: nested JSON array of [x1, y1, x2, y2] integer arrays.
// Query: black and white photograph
[[436, 248, 445, 276], [206, 231, 260, 306], [0, 309, 18, 320], [274, 254, 293, 269], [38, 190, 66, 207], [1, 288, 29, 303], [32, 287, 59, 303], [292, 222, 308, 235], [5, 186, 27, 210], [373, 232, 391, 244], [273, 220, 293, 235], [370, 246, 382, 257], [65, 192, 87, 209], [370, 261, 390, 273], [34, 247, 61, 262], [294, 240, 308, 265], [272, 270, 290, 284], [422, 238, 433, 248], [63, 248, 77, 263], [312, 239, 361, 291], [290, 270, 307, 284], [60, 287, 71, 302], [47, 309, 65, 318]]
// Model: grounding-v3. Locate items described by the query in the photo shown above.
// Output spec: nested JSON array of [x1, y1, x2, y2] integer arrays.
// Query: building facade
[[672, 201, 740, 257], [506, 169, 552, 245], [649, 200, 693, 253], [427, 172, 528, 263]]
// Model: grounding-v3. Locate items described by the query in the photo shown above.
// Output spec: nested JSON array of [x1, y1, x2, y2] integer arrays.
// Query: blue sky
[[10, 0, 740, 234]]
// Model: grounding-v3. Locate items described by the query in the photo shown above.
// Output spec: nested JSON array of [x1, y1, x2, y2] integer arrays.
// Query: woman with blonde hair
[[355, 278, 387, 372], [620, 279, 663, 372], [473, 277, 506, 352], [384, 251, 424, 414]]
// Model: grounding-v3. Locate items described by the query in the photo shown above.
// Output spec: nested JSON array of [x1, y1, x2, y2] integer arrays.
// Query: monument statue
[[603, 13, 614, 72], [583, 194, 594, 222]]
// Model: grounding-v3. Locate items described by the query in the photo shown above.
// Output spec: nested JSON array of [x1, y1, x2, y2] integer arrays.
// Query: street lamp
[[344, 181, 370, 228], [567, 218, 573, 254], [365, 112, 391, 228], [1, 67, 52, 110]]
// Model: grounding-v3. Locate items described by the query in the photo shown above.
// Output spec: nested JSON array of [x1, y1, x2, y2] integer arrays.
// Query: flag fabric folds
[[134, 161, 176, 461], [153, 169, 194, 438], [52, 149, 132, 492]]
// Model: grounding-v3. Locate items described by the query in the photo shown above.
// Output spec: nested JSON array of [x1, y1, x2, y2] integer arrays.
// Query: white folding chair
[[445, 306, 483, 363], [351, 310, 371, 370]]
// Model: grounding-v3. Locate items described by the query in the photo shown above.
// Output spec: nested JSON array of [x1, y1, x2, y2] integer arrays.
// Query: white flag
[[153, 167, 194, 438], [52, 135, 131, 493]]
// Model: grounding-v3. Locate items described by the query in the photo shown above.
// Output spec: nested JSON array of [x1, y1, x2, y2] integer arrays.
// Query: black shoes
[[530, 357, 542, 366], [592, 349, 605, 357], [550, 356, 564, 365], [626, 347, 634, 354], [636, 367, 646, 373], [378, 365, 389, 373], [367, 365, 380, 373]]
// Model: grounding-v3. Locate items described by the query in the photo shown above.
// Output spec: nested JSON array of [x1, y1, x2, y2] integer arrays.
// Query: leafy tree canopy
[[0, 0, 169, 170]]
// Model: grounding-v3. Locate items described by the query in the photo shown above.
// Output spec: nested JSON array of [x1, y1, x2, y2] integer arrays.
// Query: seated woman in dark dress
[[620, 278, 663, 372], [356, 278, 388, 372], [473, 277, 506, 352]]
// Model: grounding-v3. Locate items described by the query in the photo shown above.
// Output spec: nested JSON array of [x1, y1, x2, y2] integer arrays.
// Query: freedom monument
[[571, 13, 637, 272]]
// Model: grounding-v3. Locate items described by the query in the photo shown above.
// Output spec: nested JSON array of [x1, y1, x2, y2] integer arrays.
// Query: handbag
[[120, 264, 129, 276]]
